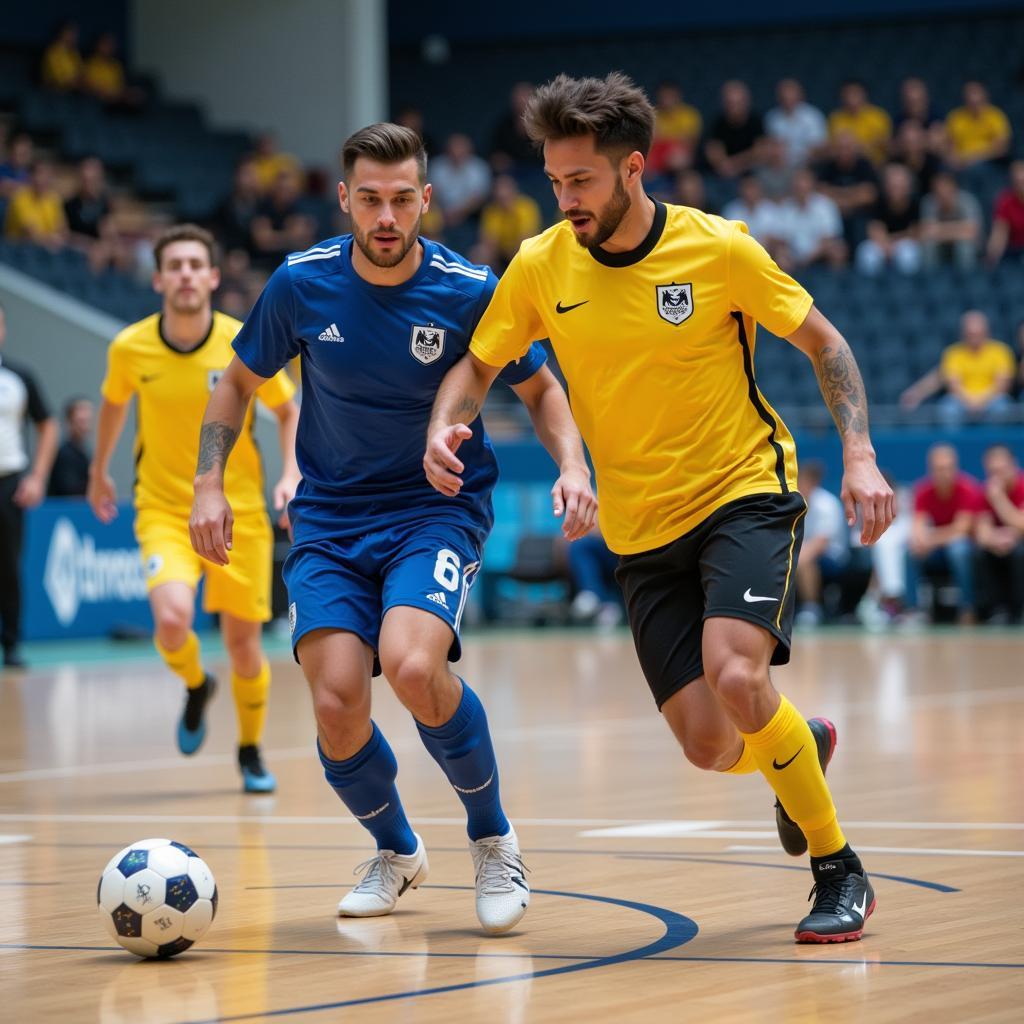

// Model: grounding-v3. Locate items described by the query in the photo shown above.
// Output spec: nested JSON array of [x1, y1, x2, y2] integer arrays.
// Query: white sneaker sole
[[336, 851, 429, 918]]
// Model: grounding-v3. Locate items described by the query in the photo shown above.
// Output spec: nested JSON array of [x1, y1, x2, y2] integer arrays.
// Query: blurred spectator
[[986, 159, 1024, 265], [216, 282, 253, 321], [0, 134, 33, 207], [215, 158, 263, 254], [722, 174, 785, 255], [250, 133, 302, 194], [64, 156, 111, 241], [4, 161, 68, 249], [891, 121, 942, 198], [975, 444, 1024, 623], [673, 169, 717, 214], [815, 132, 878, 246], [704, 80, 763, 179], [647, 80, 702, 177], [919, 170, 982, 269], [905, 443, 980, 624], [82, 32, 143, 108], [900, 311, 1015, 425], [944, 80, 1011, 171], [489, 82, 537, 172], [48, 397, 93, 497], [250, 169, 316, 269], [0, 300, 58, 668], [795, 460, 850, 627], [753, 135, 794, 200], [478, 175, 541, 270], [568, 524, 622, 629], [828, 79, 892, 164], [430, 133, 492, 228], [855, 163, 921, 276], [776, 168, 846, 270], [395, 107, 436, 157], [765, 77, 827, 168], [41, 21, 82, 92], [894, 77, 945, 151], [855, 471, 912, 624]]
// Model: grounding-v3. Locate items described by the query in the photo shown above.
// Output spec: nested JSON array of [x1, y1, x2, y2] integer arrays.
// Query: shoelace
[[806, 876, 846, 915], [474, 840, 528, 896], [351, 852, 400, 898]]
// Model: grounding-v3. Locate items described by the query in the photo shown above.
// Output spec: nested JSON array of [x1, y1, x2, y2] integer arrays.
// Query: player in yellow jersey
[[426, 73, 895, 943], [87, 224, 300, 792]]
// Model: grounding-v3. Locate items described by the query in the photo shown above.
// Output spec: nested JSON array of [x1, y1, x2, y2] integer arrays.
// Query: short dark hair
[[63, 395, 90, 420], [153, 224, 218, 269], [342, 122, 427, 183], [983, 443, 1015, 461], [523, 72, 655, 160]]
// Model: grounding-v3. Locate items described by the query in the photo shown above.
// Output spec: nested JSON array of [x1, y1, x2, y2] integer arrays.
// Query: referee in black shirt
[[0, 300, 57, 668]]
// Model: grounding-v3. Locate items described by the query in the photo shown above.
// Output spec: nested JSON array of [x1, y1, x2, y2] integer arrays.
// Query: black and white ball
[[97, 838, 217, 958]]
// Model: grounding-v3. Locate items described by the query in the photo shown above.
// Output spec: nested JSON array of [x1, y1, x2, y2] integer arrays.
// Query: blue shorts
[[283, 516, 482, 673]]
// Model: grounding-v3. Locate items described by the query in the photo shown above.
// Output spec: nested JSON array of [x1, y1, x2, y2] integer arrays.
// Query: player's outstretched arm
[[787, 306, 894, 545], [511, 366, 596, 541], [87, 398, 129, 523], [425, 352, 501, 497], [191, 356, 267, 565]]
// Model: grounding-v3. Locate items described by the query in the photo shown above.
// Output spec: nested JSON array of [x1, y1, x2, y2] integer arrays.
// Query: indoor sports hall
[[1, 3, 1022, 1022]]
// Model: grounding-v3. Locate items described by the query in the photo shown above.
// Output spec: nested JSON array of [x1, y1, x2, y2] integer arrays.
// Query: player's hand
[[424, 423, 473, 497], [13, 473, 45, 509], [552, 465, 597, 541], [842, 455, 894, 546], [272, 473, 300, 538], [86, 471, 118, 523], [190, 484, 234, 566]]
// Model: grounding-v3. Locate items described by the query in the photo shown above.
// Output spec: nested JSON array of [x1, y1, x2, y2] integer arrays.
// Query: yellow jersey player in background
[[427, 73, 894, 944], [87, 224, 299, 792]]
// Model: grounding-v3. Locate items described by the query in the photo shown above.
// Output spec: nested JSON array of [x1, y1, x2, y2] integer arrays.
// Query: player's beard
[[352, 215, 422, 269], [167, 288, 208, 315], [570, 177, 631, 250]]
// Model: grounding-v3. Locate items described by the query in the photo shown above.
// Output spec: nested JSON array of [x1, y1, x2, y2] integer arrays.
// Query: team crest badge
[[656, 283, 694, 325], [207, 370, 223, 392], [410, 324, 446, 365]]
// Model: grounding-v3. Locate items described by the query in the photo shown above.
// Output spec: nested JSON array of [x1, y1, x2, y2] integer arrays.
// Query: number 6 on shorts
[[433, 548, 461, 592]]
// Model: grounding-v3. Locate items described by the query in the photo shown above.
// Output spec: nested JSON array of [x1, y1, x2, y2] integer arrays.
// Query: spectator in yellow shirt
[[4, 161, 68, 249], [648, 81, 702, 176], [478, 175, 541, 270], [83, 32, 126, 102], [945, 80, 1012, 170], [250, 133, 302, 194], [41, 22, 83, 92], [828, 80, 891, 164], [900, 310, 1015, 425]]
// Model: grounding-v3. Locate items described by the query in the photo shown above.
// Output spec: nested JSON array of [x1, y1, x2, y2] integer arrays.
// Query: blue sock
[[416, 679, 510, 841], [318, 723, 417, 855]]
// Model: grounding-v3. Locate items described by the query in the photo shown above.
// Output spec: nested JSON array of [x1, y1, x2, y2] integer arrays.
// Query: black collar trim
[[588, 198, 666, 268], [158, 313, 215, 355]]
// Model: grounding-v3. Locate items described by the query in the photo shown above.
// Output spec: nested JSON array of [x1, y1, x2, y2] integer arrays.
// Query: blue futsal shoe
[[176, 674, 216, 755], [238, 744, 277, 793]]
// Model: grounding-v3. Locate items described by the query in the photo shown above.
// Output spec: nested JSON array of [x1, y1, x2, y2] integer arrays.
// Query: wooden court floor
[[0, 628, 1021, 1023]]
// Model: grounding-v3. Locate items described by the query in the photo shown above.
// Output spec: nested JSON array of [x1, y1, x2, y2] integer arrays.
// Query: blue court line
[[175, 886, 699, 1024], [649, 955, 1023, 970], [616, 853, 960, 893]]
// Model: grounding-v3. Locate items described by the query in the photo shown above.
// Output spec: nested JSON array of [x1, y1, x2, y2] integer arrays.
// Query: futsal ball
[[97, 838, 218, 958]]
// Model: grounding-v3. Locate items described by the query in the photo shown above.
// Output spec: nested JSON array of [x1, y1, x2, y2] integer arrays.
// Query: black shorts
[[615, 492, 807, 709]]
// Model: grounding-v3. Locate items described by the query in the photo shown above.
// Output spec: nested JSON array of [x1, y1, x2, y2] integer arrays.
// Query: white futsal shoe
[[337, 833, 429, 917], [470, 825, 530, 934]]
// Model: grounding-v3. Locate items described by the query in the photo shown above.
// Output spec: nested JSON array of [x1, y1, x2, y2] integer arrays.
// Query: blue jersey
[[232, 235, 546, 543]]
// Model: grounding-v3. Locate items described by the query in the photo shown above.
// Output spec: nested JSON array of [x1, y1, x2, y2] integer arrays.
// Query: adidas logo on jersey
[[426, 592, 449, 608], [317, 323, 344, 342]]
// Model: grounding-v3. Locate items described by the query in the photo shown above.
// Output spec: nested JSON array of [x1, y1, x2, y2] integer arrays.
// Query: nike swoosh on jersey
[[140, 374, 161, 383], [743, 588, 779, 603], [555, 300, 589, 314]]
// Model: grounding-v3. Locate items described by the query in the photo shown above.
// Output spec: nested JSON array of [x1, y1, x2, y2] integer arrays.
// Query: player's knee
[[153, 606, 191, 648], [681, 734, 731, 771], [311, 680, 369, 734], [223, 632, 261, 677], [706, 655, 765, 714], [385, 650, 443, 706]]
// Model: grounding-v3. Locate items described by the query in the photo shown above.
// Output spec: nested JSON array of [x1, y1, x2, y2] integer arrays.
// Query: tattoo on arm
[[454, 395, 480, 420], [814, 340, 869, 437], [196, 422, 238, 476]]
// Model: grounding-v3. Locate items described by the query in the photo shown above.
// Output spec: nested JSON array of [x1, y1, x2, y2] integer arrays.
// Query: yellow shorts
[[135, 508, 273, 623]]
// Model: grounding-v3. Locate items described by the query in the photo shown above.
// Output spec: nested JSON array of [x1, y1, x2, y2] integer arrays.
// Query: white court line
[[728, 844, 1024, 858], [0, 835, 31, 845], [580, 820, 1024, 838]]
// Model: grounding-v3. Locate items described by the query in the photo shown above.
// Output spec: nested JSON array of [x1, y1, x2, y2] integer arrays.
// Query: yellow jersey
[[940, 339, 1015, 399], [470, 201, 812, 554], [945, 105, 1011, 161], [4, 187, 67, 241], [101, 311, 296, 516], [828, 105, 892, 163]]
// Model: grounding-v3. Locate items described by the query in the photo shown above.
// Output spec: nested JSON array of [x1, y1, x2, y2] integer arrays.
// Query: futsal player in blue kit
[[189, 123, 596, 934]]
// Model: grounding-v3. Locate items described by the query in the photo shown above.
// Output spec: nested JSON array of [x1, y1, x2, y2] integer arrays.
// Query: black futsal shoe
[[795, 857, 876, 943], [775, 717, 838, 856], [177, 674, 216, 755], [238, 744, 277, 793]]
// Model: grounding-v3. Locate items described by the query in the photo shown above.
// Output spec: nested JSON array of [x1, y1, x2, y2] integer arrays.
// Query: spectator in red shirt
[[906, 443, 980, 622], [975, 444, 1024, 622], [986, 159, 1024, 265]]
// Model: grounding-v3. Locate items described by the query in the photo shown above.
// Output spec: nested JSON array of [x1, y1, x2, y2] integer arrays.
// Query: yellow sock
[[232, 659, 270, 747], [741, 695, 846, 857], [723, 741, 758, 774], [155, 631, 206, 689]]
